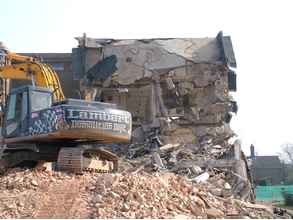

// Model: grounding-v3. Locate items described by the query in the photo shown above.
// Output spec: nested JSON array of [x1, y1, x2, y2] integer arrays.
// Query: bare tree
[[279, 143, 293, 164]]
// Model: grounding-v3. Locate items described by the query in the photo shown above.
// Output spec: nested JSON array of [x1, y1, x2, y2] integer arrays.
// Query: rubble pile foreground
[[0, 168, 290, 219]]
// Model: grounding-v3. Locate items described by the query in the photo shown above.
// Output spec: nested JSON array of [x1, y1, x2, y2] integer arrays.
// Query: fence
[[255, 185, 293, 202]]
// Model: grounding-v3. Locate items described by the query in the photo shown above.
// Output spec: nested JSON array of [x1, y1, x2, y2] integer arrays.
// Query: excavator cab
[[3, 85, 52, 138]]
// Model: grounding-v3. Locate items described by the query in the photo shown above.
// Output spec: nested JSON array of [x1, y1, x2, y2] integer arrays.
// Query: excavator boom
[[0, 50, 65, 102], [5, 52, 35, 63]]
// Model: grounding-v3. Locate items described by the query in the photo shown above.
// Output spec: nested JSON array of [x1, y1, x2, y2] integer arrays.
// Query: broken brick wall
[[73, 32, 238, 147], [72, 32, 254, 200]]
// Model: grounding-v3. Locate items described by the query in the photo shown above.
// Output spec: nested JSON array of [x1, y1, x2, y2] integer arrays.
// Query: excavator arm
[[0, 51, 65, 102]]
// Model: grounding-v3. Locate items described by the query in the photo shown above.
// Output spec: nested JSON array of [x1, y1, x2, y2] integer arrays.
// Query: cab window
[[6, 93, 19, 120], [31, 91, 52, 112], [21, 92, 28, 120], [7, 92, 27, 121]]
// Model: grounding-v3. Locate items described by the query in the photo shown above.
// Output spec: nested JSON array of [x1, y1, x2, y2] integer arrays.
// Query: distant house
[[251, 156, 285, 185]]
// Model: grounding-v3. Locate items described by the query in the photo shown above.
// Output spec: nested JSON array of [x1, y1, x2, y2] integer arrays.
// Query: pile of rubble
[[114, 137, 254, 202], [0, 168, 290, 219], [91, 172, 274, 219], [0, 168, 92, 219], [0, 168, 52, 218]]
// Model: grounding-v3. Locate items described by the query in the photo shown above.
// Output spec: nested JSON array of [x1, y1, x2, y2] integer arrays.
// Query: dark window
[[228, 70, 237, 91], [51, 63, 64, 71]]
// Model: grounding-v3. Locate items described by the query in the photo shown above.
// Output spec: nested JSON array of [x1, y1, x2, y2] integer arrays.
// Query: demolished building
[[1, 32, 293, 218], [71, 31, 254, 201]]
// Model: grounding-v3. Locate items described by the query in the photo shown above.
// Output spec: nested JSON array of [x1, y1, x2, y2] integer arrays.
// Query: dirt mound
[[0, 169, 289, 219]]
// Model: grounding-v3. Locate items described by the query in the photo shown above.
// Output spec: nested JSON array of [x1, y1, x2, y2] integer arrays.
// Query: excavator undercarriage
[[0, 144, 119, 174]]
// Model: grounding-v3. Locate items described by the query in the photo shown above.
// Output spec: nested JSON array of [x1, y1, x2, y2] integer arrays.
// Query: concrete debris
[[190, 165, 202, 175], [206, 208, 225, 219], [225, 182, 232, 189], [194, 172, 210, 183], [152, 152, 165, 169], [31, 180, 38, 187], [113, 139, 255, 202]]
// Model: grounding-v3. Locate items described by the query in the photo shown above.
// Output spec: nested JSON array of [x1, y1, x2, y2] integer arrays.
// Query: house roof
[[19, 53, 71, 63], [252, 156, 282, 169]]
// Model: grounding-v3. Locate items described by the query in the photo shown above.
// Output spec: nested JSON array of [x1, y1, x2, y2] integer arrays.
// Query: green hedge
[[255, 185, 293, 202]]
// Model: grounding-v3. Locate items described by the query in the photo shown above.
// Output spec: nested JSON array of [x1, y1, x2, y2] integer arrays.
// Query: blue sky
[[1, 0, 293, 156], [1, 0, 76, 52]]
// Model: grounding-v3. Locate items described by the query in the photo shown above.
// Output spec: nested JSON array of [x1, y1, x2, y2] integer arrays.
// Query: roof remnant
[[72, 31, 237, 82]]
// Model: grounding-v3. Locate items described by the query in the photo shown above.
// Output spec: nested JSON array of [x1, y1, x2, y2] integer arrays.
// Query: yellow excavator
[[0, 45, 132, 173]]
